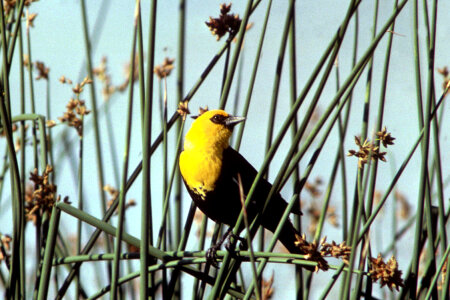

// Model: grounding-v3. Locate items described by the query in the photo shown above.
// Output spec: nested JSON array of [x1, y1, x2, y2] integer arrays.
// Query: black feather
[[183, 146, 304, 254]]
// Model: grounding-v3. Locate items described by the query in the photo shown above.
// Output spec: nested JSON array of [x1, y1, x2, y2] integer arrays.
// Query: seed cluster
[[154, 57, 175, 79], [348, 135, 389, 169], [369, 254, 404, 291], [294, 235, 351, 272], [438, 66, 449, 96], [25, 165, 57, 223], [205, 3, 242, 41]]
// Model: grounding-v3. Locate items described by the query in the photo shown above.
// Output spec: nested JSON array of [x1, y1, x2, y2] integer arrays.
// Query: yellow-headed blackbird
[[179, 109, 303, 255]]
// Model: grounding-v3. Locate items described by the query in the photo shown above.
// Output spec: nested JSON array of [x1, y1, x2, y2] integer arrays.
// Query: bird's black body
[[183, 146, 303, 254]]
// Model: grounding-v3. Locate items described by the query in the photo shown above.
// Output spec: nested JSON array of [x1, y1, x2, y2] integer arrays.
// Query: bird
[[179, 109, 305, 259]]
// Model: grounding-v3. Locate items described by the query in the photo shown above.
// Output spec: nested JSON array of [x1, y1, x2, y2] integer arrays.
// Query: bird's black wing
[[221, 147, 301, 224], [209, 147, 308, 261]]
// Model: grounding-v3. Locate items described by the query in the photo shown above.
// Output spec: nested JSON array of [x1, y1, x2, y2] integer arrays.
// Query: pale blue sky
[[3, 0, 450, 298]]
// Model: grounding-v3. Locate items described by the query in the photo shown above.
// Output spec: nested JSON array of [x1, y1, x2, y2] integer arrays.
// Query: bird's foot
[[225, 233, 248, 255], [206, 244, 221, 268], [206, 227, 234, 268], [205, 228, 246, 267]]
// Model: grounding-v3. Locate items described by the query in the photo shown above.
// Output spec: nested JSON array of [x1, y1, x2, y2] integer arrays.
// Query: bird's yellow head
[[183, 109, 245, 151]]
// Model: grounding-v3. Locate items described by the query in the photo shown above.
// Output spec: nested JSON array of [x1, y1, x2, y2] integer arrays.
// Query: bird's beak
[[225, 116, 246, 128]]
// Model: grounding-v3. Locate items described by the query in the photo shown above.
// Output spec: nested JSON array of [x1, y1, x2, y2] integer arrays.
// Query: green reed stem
[[409, 0, 437, 296], [412, 0, 424, 128], [141, 0, 157, 297], [218, 0, 254, 110], [17, 11, 26, 298], [157, 119, 186, 249], [104, 98, 121, 188], [243, 195, 300, 300], [355, 1, 394, 297], [162, 78, 169, 255], [426, 6, 447, 298], [79, 2, 112, 289], [2, 104, 25, 299], [165, 203, 197, 298], [75, 113, 84, 300], [287, 6, 305, 298], [249, 11, 410, 287], [424, 243, 450, 300], [265, 0, 294, 157], [360, 79, 448, 242], [234, 0, 273, 151], [5, 1, 25, 73], [237, 174, 261, 300], [278, 0, 407, 193], [24, 7, 38, 171], [191, 215, 208, 300], [174, 6, 186, 294], [110, 7, 138, 297], [0, 2, 11, 118], [56, 202, 167, 259], [342, 4, 375, 292], [57, 202, 246, 298], [89, 259, 247, 300], [78, 0, 107, 205], [11, 114, 48, 169], [37, 206, 60, 300]]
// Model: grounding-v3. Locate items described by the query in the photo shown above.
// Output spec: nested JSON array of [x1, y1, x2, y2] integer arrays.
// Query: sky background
[[2, 0, 450, 298]]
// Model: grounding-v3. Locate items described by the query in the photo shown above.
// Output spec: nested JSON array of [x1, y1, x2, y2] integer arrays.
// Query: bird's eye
[[210, 114, 226, 124]]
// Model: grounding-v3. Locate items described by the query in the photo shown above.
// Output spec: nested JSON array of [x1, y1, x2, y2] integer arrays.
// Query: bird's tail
[[276, 221, 303, 254], [277, 221, 315, 271]]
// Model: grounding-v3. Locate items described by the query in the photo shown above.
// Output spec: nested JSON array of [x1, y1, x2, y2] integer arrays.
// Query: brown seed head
[[369, 254, 404, 291], [437, 66, 450, 96], [320, 240, 351, 264], [305, 179, 322, 198], [46, 120, 56, 128], [394, 190, 410, 219], [262, 273, 274, 300], [177, 100, 190, 121], [154, 57, 175, 79], [294, 234, 351, 272], [23, 54, 30, 67], [376, 126, 395, 147], [198, 106, 209, 116], [205, 3, 242, 41], [294, 234, 329, 271], [348, 136, 388, 169], [26, 11, 37, 30], [35, 61, 49, 80], [119, 54, 140, 91], [81, 76, 93, 87], [3, 0, 17, 14], [1, 234, 12, 251], [439, 260, 448, 290], [58, 97, 90, 135], [0, 123, 18, 137], [25, 165, 57, 224], [104, 184, 119, 199], [59, 75, 73, 84], [437, 66, 449, 78], [92, 56, 120, 101], [72, 84, 83, 94]]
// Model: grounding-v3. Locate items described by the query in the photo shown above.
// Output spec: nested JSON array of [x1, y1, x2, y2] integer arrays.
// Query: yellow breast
[[179, 148, 223, 199]]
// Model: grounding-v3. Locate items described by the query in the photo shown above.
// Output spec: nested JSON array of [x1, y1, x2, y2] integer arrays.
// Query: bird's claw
[[225, 233, 248, 254], [205, 228, 247, 267], [206, 245, 220, 268]]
